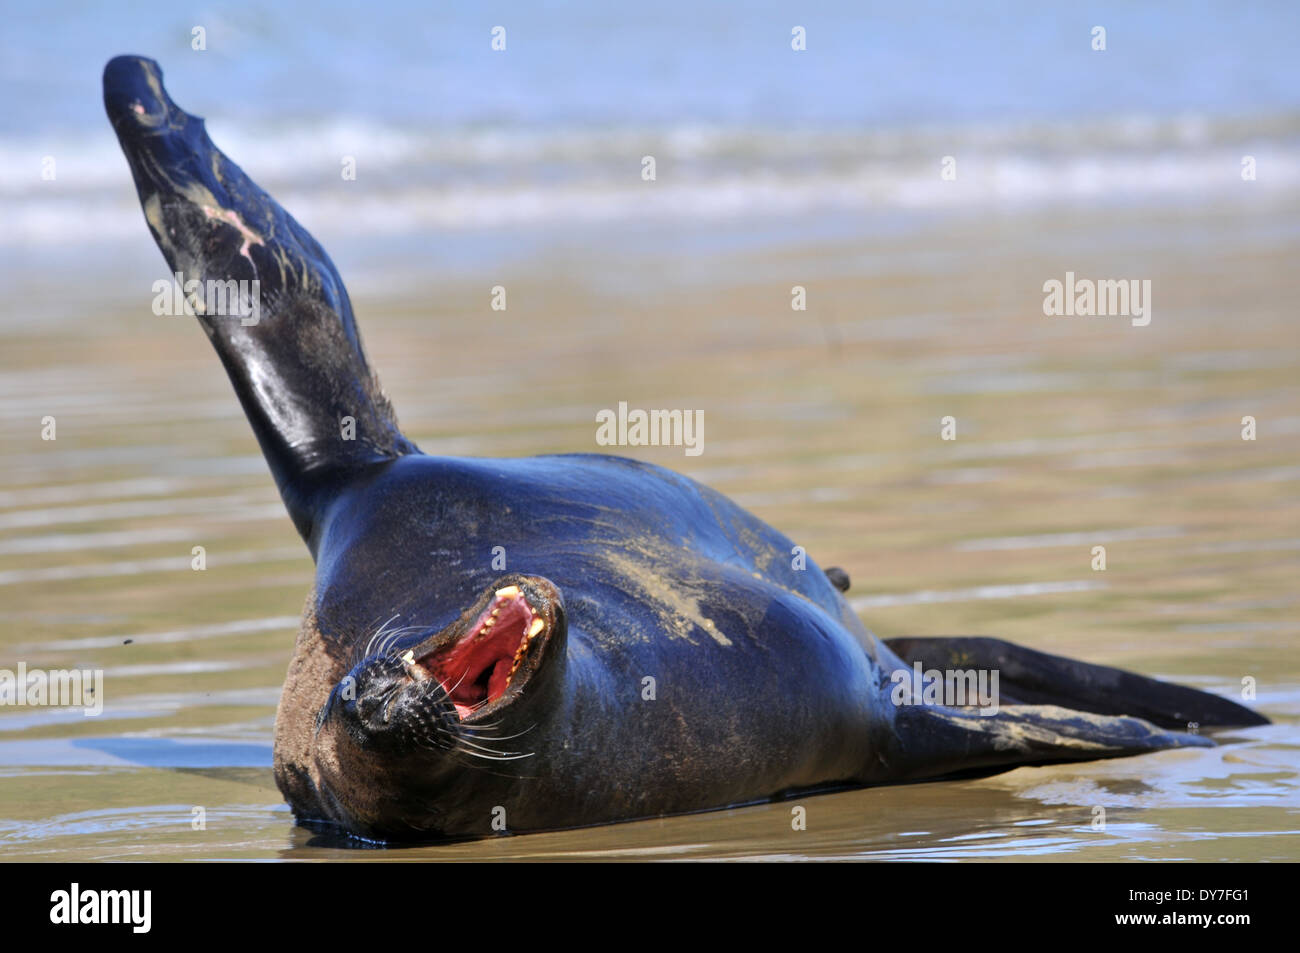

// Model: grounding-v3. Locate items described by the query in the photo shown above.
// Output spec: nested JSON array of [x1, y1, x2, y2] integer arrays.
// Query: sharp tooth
[[400, 650, 427, 682], [527, 618, 545, 638], [483, 617, 495, 628], [494, 585, 520, 599]]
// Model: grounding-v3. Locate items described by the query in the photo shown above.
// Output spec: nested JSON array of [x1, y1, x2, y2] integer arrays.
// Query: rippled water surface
[[1, 189, 1296, 860]]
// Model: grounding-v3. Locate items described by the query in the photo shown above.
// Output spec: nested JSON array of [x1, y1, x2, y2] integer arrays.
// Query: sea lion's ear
[[104, 55, 416, 547], [823, 566, 851, 592]]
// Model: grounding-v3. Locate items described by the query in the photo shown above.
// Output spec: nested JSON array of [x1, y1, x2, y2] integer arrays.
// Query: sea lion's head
[[310, 574, 567, 839]]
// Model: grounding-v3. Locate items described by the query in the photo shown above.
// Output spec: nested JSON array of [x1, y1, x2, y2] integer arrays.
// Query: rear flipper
[[885, 636, 1269, 731], [888, 702, 1213, 783]]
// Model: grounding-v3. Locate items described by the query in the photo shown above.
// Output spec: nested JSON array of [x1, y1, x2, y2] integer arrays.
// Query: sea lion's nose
[[103, 55, 171, 130]]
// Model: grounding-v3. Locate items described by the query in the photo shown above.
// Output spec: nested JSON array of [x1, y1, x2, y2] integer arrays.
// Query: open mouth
[[400, 585, 550, 720]]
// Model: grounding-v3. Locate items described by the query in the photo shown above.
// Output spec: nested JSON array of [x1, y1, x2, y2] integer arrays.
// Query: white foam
[[4, 113, 1297, 247]]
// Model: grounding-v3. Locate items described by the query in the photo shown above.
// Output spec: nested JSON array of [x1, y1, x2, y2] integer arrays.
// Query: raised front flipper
[[104, 55, 415, 548], [885, 636, 1268, 730]]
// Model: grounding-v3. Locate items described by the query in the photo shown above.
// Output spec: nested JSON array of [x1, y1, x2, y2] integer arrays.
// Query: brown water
[[1, 201, 1296, 861]]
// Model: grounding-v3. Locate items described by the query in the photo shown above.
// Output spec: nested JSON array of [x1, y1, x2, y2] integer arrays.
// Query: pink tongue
[[487, 658, 513, 699], [451, 661, 512, 719]]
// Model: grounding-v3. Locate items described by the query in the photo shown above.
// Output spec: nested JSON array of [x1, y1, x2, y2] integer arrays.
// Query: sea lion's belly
[[533, 577, 888, 824], [300, 455, 892, 830]]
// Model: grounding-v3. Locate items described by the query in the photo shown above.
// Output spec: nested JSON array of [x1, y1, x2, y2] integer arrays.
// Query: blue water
[[5, 0, 1299, 132], [1, 1, 1297, 268]]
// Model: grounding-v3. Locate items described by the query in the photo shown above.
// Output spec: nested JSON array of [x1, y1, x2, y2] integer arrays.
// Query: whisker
[[453, 745, 536, 762], [376, 624, 424, 659], [456, 719, 504, 731], [360, 613, 401, 662], [460, 724, 536, 742], [447, 751, 537, 780], [454, 736, 526, 758]]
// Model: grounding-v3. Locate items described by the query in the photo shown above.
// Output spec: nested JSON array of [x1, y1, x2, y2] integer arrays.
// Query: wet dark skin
[[104, 56, 1268, 841]]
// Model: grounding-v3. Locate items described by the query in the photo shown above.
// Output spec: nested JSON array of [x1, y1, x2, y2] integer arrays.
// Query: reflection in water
[[0, 723, 1294, 861]]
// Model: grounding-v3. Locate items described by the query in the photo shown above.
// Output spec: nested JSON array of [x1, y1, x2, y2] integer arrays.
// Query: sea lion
[[103, 55, 1268, 841]]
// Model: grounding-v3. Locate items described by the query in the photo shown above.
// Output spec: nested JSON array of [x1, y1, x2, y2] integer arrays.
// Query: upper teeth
[[400, 649, 428, 682], [508, 617, 546, 677]]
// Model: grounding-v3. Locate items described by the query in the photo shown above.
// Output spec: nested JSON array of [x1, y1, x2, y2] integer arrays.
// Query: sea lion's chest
[[308, 453, 872, 666]]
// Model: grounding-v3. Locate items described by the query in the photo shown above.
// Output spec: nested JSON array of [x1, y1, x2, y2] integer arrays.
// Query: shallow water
[[0, 189, 1296, 860]]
